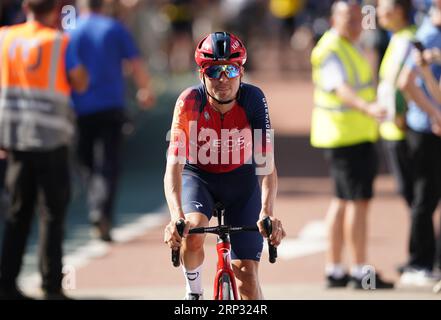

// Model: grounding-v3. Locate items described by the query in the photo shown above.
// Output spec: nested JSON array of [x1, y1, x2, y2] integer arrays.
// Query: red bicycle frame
[[214, 230, 238, 300], [172, 203, 277, 300]]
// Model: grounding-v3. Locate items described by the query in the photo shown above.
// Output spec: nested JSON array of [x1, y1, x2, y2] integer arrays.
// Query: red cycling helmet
[[195, 32, 247, 67]]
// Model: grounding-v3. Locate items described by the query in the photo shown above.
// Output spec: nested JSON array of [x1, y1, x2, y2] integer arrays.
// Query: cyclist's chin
[[214, 91, 234, 101]]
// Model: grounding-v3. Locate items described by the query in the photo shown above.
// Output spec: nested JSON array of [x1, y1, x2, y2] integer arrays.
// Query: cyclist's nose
[[218, 72, 229, 82]]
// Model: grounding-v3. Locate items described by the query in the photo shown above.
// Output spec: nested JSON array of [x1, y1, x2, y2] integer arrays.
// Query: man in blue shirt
[[69, 0, 155, 242], [398, 0, 441, 286]]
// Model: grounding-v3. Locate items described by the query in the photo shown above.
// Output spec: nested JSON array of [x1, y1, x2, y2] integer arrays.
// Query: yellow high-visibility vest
[[378, 26, 416, 141], [310, 30, 378, 148]]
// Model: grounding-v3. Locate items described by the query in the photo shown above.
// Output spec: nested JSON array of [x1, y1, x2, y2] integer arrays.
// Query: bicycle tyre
[[219, 273, 233, 300]]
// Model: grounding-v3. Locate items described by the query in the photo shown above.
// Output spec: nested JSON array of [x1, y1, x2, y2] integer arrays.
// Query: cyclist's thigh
[[182, 172, 214, 221], [225, 184, 263, 261]]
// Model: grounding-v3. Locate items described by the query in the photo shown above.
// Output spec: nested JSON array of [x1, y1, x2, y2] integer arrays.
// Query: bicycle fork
[[214, 235, 238, 300]]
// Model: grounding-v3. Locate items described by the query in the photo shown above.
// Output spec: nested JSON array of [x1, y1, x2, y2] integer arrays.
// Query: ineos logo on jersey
[[212, 135, 246, 151], [167, 120, 274, 173]]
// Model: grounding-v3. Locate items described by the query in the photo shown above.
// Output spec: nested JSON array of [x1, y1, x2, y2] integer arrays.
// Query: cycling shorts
[[182, 164, 264, 261]]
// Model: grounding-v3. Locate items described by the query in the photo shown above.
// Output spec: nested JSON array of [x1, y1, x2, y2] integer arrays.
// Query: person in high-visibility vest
[[377, 0, 415, 274], [377, 0, 415, 209], [0, 0, 88, 300], [310, 1, 394, 289], [397, 0, 441, 287]]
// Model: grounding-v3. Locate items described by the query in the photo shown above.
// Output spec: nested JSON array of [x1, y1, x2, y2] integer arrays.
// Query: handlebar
[[171, 217, 277, 266], [171, 219, 185, 267], [262, 217, 277, 264]]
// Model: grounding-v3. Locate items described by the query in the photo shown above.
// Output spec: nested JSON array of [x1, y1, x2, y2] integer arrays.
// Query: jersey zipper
[[219, 112, 224, 171]]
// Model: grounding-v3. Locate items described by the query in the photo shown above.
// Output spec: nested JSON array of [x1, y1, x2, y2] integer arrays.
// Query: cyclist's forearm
[[260, 166, 278, 217], [164, 163, 185, 220]]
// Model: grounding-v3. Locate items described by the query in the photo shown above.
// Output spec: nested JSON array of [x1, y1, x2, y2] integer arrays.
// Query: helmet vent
[[216, 40, 226, 58]]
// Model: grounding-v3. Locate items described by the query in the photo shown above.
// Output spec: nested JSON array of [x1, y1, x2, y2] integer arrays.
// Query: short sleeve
[[320, 53, 347, 92], [167, 88, 200, 162], [247, 86, 273, 155], [404, 48, 417, 71], [64, 34, 81, 72], [116, 22, 140, 60]]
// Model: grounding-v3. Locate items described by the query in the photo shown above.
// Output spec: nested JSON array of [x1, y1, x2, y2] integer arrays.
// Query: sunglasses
[[202, 64, 241, 79]]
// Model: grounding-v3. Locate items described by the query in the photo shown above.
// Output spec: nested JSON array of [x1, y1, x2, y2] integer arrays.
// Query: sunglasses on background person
[[202, 64, 241, 80]]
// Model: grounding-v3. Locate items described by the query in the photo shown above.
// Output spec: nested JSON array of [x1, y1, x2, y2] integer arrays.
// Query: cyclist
[[163, 32, 286, 300]]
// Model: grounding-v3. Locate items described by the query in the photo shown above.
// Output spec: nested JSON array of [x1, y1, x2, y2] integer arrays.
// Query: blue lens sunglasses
[[202, 64, 241, 79]]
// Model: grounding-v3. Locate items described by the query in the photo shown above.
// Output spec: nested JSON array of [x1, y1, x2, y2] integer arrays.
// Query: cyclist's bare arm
[[164, 161, 189, 249], [257, 162, 285, 246], [164, 161, 185, 220]]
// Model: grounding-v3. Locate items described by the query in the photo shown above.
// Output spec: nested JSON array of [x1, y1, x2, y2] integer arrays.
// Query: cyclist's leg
[[181, 212, 209, 269], [226, 184, 264, 299], [231, 260, 262, 300], [181, 172, 214, 297], [181, 212, 208, 298]]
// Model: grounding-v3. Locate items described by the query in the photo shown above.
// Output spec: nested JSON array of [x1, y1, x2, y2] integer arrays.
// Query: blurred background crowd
[[0, 0, 436, 77], [1, 0, 355, 76], [1, 0, 441, 299]]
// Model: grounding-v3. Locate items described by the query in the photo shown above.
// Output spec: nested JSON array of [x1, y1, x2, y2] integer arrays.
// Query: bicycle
[[171, 202, 277, 300]]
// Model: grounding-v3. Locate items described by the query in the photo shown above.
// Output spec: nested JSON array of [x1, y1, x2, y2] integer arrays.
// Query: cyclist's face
[[201, 64, 243, 103]]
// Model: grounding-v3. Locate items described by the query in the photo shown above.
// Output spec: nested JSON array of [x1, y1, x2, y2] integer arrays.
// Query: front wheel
[[219, 273, 233, 300]]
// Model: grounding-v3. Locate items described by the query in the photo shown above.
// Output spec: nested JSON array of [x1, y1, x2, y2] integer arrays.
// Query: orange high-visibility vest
[[0, 21, 74, 151]]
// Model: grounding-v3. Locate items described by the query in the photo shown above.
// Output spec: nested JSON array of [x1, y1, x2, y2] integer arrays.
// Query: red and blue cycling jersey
[[168, 83, 273, 173], [168, 82, 274, 261]]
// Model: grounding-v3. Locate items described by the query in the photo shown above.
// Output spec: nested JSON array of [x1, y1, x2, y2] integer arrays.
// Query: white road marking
[[20, 210, 168, 291], [265, 220, 327, 260]]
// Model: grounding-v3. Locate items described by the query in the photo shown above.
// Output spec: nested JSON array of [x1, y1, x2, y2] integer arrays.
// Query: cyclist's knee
[[183, 234, 205, 251], [183, 212, 208, 252]]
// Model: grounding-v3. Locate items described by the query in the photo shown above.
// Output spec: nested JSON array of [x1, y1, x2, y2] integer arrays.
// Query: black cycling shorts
[[181, 164, 263, 261], [324, 142, 378, 200]]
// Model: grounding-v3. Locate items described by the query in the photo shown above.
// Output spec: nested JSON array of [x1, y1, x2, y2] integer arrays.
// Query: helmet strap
[[202, 76, 241, 105]]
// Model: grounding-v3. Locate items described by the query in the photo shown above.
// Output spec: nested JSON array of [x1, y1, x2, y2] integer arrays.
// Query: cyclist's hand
[[164, 219, 190, 251], [257, 216, 286, 247]]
